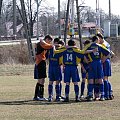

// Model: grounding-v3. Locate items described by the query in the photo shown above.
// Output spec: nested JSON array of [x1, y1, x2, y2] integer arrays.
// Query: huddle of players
[[34, 33, 114, 102]]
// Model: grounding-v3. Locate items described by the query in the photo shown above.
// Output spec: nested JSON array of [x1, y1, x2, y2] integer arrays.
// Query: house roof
[[81, 22, 96, 28]]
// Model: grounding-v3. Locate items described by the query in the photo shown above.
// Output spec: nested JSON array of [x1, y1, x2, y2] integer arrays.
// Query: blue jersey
[[55, 47, 84, 83], [85, 43, 110, 62], [48, 48, 59, 66], [83, 43, 110, 79], [48, 47, 64, 81], [55, 47, 84, 66]]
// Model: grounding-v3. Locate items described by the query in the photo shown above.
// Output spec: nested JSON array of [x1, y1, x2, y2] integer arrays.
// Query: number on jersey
[[66, 54, 73, 61]]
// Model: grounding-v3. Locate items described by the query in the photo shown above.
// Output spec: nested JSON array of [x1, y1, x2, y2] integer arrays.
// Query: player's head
[[83, 40, 90, 46], [96, 33, 104, 44], [68, 40, 76, 46], [53, 38, 60, 44], [92, 36, 99, 43], [44, 35, 53, 43], [58, 40, 65, 46]]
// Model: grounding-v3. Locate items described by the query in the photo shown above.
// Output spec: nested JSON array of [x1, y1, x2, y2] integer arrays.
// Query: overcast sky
[[44, 0, 120, 16]]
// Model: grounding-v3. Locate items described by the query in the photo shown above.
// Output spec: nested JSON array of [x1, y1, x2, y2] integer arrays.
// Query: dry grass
[[0, 63, 120, 120]]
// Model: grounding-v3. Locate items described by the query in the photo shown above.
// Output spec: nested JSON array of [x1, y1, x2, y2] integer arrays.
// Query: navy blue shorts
[[34, 60, 47, 79], [64, 66, 80, 83], [48, 65, 62, 81], [103, 59, 111, 77], [88, 60, 104, 80]]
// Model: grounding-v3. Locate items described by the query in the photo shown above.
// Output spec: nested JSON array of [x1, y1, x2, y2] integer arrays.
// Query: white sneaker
[[80, 95, 84, 100], [39, 97, 48, 101]]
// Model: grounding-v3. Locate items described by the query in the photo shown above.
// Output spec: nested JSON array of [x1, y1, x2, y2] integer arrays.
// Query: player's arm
[[80, 43, 97, 54], [111, 51, 115, 58], [54, 47, 66, 54], [85, 48, 98, 54], [80, 63, 86, 73], [101, 54, 110, 63], [54, 48, 66, 60], [83, 56, 89, 64], [40, 40, 53, 49]]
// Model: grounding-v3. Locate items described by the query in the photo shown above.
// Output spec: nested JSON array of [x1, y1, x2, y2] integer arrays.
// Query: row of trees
[[0, 0, 120, 38]]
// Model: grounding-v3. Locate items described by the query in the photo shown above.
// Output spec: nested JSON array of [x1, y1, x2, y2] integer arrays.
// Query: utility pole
[[96, 0, 100, 27], [0, 0, 3, 16], [70, 0, 75, 39], [37, 0, 39, 40], [58, 0, 61, 38], [20, 0, 34, 63], [109, 0, 111, 20], [76, 0, 83, 49], [64, 0, 70, 45], [13, 0, 17, 39], [46, 13, 49, 35], [37, 0, 42, 40]]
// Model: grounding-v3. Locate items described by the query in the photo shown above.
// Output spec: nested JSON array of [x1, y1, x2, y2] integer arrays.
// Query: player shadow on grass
[[0, 99, 89, 105]]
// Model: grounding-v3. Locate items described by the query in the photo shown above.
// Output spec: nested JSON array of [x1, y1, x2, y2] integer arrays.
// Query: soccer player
[[33, 35, 53, 101], [57, 40, 65, 100], [85, 36, 110, 101], [80, 40, 91, 99], [97, 33, 114, 100], [54, 40, 88, 102], [48, 38, 64, 102]]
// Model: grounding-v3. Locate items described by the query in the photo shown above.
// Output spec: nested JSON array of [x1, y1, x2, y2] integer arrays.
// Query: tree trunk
[[30, 22, 34, 37], [76, 0, 83, 49], [64, 0, 70, 45]]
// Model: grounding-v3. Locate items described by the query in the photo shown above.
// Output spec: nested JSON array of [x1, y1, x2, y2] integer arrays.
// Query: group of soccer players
[[33, 33, 114, 102]]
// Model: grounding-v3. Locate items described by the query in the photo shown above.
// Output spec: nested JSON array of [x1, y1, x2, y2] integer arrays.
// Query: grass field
[[0, 63, 120, 120]]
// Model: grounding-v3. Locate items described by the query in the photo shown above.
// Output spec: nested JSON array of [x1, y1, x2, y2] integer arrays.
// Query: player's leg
[[72, 66, 80, 102], [87, 79, 94, 101], [37, 61, 47, 100], [63, 66, 70, 102], [94, 79, 100, 101], [54, 66, 62, 101], [103, 59, 113, 100], [55, 80, 60, 101], [87, 63, 95, 101], [48, 81, 54, 102], [33, 64, 40, 100], [80, 77, 86, 99], [48, 65, 54, 101], [97, 60, 105, 101]]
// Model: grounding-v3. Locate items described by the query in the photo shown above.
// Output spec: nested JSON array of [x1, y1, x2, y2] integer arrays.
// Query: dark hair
[[58, 40, 65, 46], [92, 36, 98, 42], [54, 38, 60, 43], [44, 35, 53, 41], [83, 40, 90, 45], [68, 40, 75, 46], [96, 33, 104, 39]]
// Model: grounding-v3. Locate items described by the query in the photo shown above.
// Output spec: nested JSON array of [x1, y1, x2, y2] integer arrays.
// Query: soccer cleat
[[105, 97, 110, 100], [55, 98, 60, 102], [39, 97, 48, 101], [94, 97, 100, 101], [63, 97, 69, 102], [99, 97, 105, 101], [75, 96, 80, 102], [109, 95, 114, 100], [48, 97, 53, 102], [80, 95, 85, 100], [59, 96, 65, 100], [33, 97, 41, 101], [86, 96, 93, 101]]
